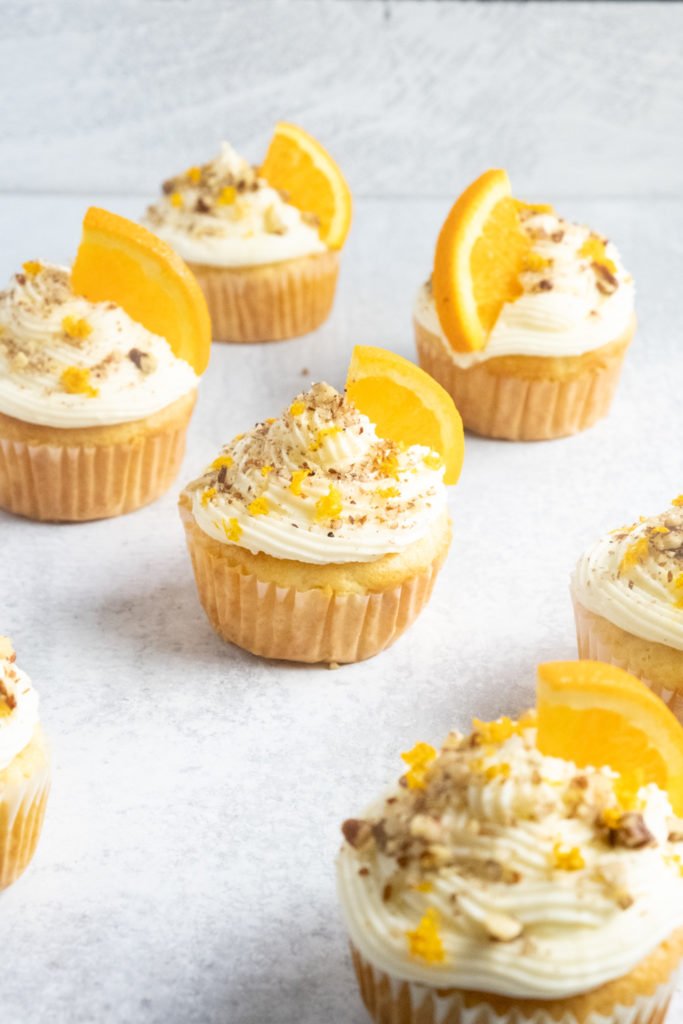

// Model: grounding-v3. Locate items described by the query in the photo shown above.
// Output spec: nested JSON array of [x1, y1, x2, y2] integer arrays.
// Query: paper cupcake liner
[[0, 728, 51, 890], [189, 250, 340, 343], [572, 596, 683, 722], [0, 400, 194, 522], [351, 947, 678, 1024], [182, 516, 444, 664], [414, 321, 629, 441]]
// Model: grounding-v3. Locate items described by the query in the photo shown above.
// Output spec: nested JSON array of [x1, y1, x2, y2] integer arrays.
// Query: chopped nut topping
[[483, 911, 523, 942], [128, 348, 157, 374]]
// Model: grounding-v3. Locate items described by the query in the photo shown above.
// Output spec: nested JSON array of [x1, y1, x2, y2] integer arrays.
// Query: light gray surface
[[2, 0, 683, 198], [1, 193, 682, 1022]]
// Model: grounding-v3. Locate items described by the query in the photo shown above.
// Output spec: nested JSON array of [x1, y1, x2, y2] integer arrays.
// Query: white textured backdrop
[[2, 0, 683, 197]]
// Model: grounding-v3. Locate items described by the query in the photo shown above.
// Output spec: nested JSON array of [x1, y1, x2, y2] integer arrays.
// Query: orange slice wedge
[[432, 169, 533, 352], [537, 660, 683, 815], [260, 122, 352, 249], [71, 207, 211, 374], [346, 345, 464, 485]]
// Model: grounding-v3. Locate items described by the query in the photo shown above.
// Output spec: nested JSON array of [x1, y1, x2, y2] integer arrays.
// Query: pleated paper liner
[[0, 726, 51, 890], [351, 943, 680, 1024], [180, 507, 447, 664], [0, 391, 196, 522], [188, 250, 339, 343], [414, 319, 634, 441], [573, 596, 683, 723]]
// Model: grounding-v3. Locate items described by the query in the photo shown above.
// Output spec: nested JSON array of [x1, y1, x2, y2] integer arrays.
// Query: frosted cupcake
[[144, 123, 352, 343], [337, 660, 683, 1024], [0, 637, 50, 889], [179, 364, 461, 663], [0, 208, 210, 521], [573, 498, 683, 719], [415, 170, 635, 440]]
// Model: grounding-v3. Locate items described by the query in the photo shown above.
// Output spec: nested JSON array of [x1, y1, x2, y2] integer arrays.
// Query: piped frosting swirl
[[0, 638, 40, 772], [187, 382, 447, 564]]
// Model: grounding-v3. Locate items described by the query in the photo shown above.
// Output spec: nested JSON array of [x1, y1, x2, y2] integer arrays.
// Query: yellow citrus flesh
[[260, 122, 352, 249], [71, 207, 212, 374], [346, 345, 464, 485], [432, 169, 532, 353], [537, 660, 683, 815]]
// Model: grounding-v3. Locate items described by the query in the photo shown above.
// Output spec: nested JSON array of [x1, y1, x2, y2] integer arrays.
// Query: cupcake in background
[[415, 170, 635, 440], [144, 123, 352, 343], [179, 346, 463, 664], [0, 207, 210, 521], [0, 637, 50, 889], [337, 660, 683, 1024], [573, 497, 683, 720]]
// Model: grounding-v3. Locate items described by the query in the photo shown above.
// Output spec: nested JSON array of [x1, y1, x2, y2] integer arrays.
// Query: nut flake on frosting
[[0, 638, 40, 772], [415, 208, 634, 365], [337, 714, 683, 999], [144, 142, 326, 268], [187, 382, 447, 565], [573, 502, 683, 651], [0, 263, 197, 428]]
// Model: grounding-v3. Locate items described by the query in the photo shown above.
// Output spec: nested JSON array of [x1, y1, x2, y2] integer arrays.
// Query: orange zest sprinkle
[[378, 454, 400, 480], [579, 236, 617, 274], [217, 186, 237, 206], [672, 496, 683, 508], [222, 517, 242, 543], [552, 842, 585, 871], [423, 452, 444, 471], [247, 497, 270, 517], [60, 366, 99, 397], [472, 716, 524, 745], [309, 426, 341, 452], [289, 468, 311, 497], [485, 763, 511, 781], [401, 742, 437, 790], [169, 192, 184, 208], [211, 455, 234, 471], [62, 315, 93, 340], [201, 487, 217, 507], [315, 485, 342, 521], [406, 909, 445, 963], [289, 401, 306, 417], [186, 166, 202, 184], [22, 260, 43, 277], [522, 251, 550, 272], [618, 536, 649, 574], [261, 465, 273, 477], [377, 487, 400, 500]]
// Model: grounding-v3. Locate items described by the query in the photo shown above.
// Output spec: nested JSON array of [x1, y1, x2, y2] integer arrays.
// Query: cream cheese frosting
[[0, 263, 198, 429], [337, 714, 683, 1000], [0, 639, 40, 773], [186, 382, 447, 565], [415, 209, 634, 366], [144, 142, 326, 268], [573, 502, 683, 651]]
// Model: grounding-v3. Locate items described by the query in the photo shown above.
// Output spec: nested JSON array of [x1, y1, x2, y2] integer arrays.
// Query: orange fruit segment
[[71, 207, 211, 374], [537, 660, 683, 815], [346, 345, 464, 485], [260, 122, 352, 249], [432, 169, 533, 353]]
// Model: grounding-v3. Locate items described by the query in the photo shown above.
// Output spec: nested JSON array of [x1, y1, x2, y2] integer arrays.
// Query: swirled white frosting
[[144, 142, 326, 268], [415, 211, 634, 366], [0, 643, 40, 772], [187, 382, 447, 565], [337, 718, 683, 999], [573, 504, 683, 651], [0, 264, 198, 428]]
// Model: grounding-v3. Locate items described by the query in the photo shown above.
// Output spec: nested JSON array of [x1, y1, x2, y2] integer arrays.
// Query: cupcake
[[0, 207, 210, 521], [144, 123, 352, 343], [179, 348, 463, 663], [414, 169, 635, 440], [0, 637, 50, 889], [573, 498, 683, 720], [337, 659, 683, 1024]]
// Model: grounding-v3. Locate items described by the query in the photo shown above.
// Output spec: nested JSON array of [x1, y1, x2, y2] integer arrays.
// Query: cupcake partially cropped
[[144, 123, 352, 343], [180, 348, 463, 663], [415, 169, 635, 440], [0, 637, 50, 889], [573, 498, 683, 720], [337, 660, 683, 1024], [0, 208, 210, 521]]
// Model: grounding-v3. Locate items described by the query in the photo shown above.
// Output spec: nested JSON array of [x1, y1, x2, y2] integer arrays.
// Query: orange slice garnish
[[432, 169, 533, 353], [537, 660, 683, 815], [71, 207, 211, 374], [346, 345, 464, 485], [260, 122, 352, 249]]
